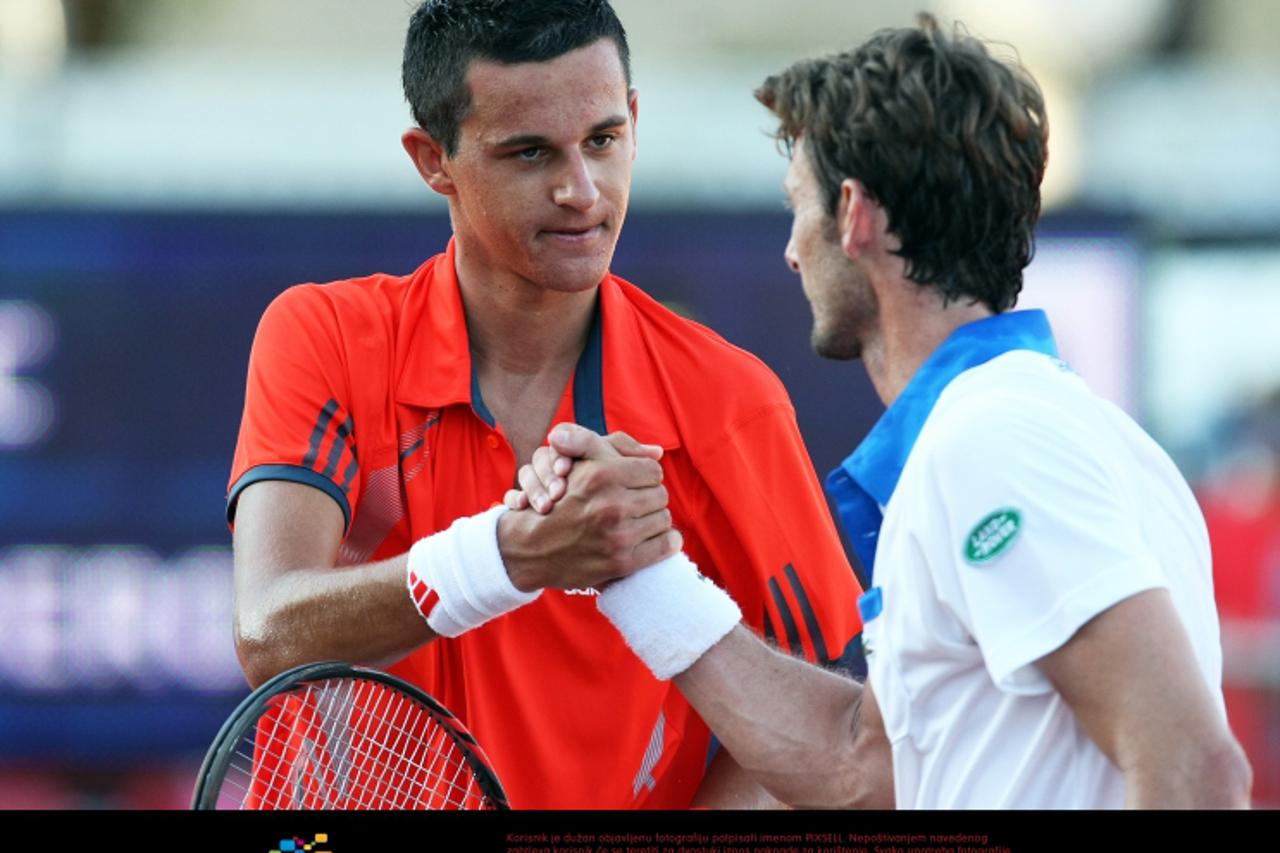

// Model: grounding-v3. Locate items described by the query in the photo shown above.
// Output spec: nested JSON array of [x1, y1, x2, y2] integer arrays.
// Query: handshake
[[500, 422, 679, 592], [407, 421, 743, 680]]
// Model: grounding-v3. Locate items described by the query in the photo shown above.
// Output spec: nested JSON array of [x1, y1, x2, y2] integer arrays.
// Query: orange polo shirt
[[228, 239, 862, 809]]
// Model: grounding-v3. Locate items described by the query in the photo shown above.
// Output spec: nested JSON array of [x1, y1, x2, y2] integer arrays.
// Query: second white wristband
[[596, 552, 742, 680]]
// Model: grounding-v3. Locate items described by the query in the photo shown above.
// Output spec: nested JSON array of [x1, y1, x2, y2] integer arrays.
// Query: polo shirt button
[[486, 435, 500, 449]]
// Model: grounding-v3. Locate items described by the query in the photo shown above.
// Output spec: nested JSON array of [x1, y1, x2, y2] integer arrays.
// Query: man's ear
[[402, 128, 456, 196], [837, 178, 875, 260]]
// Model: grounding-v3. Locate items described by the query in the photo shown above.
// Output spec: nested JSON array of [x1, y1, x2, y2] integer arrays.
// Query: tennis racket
[[192, 661, 509, 810]]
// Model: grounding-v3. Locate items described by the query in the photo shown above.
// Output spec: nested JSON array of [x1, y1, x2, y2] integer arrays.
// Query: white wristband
[[406, 505, 541, 637], [597, 552, 742, 681]]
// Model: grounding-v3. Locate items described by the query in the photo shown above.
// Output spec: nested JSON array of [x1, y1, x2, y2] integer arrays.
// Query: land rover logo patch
[[964, 508, 1022, 565]]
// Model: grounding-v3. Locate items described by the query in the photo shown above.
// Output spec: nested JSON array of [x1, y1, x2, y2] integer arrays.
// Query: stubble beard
[[812, 319, 863, 361], [810, 268, 877, 362]]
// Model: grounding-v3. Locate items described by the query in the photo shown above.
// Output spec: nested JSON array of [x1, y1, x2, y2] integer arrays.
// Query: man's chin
[[533, 260, 612, 293], [812, 330, 862, 361]]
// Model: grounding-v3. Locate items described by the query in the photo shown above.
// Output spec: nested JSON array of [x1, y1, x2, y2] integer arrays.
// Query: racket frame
[[191, 660, 509, 810]]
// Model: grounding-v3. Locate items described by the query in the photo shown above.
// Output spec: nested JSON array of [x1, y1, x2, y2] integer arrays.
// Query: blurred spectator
[[1198, 387, 1280, 807]]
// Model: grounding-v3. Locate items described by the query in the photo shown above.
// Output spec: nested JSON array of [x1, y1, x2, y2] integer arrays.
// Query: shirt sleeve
[[227, 284, 361, 533], [686, 403, 864, 667], [928, 392, 1167, 694]]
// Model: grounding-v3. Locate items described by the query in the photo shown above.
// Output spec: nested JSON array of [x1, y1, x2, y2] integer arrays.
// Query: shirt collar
[[826, 309, 1059, 580], [394, 238, 680, 448], [394, 237, 472, 410]]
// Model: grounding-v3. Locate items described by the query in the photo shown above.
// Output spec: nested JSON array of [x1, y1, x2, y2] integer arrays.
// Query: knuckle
[[597, 502, 626, 526], [578, 463, 605, 491], [640, 460, 663, 484]]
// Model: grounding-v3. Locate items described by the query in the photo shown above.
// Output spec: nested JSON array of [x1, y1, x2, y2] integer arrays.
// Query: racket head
[[192, 661, 509, 810]]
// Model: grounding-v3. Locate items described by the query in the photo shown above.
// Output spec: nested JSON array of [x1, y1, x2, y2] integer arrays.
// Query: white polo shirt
[[864, 350, 1223, 808], [826, 311, 1225, 809]]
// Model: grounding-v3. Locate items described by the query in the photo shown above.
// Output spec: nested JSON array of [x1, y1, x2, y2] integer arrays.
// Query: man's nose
[[552, 152, 600, 211]]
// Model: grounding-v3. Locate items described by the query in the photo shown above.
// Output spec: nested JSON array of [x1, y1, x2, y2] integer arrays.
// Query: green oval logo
[[964, 508, 1022, 565]]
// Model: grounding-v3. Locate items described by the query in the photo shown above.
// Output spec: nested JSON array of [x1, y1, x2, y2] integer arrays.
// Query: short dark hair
[[756, 14, 1048, 313], [402, 0, 631, 156]]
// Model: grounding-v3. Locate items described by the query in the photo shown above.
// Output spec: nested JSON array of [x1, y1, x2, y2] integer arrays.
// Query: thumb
[[605, 431, 663, 460], [547, 422, 619, 460]]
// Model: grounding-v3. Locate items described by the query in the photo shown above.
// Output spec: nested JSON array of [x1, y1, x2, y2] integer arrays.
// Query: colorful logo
[[964, 508, 1022, 565], [270, 835, 330, 853]]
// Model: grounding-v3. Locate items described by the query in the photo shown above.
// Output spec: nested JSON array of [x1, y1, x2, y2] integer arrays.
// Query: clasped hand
[[497, 424, 680, 592]]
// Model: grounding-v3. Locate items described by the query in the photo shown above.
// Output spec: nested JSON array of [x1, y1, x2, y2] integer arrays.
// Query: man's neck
[[454, 256, 598, 377], [861, 278, 993, 409], [452, 248, 600, 466]]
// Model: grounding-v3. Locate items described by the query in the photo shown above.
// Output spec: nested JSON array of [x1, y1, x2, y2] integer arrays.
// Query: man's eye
[[589, 135, 615, 149], [517, 147, 544, 161]]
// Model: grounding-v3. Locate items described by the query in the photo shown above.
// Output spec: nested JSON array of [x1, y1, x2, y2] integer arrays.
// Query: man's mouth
[[541, 223, 605, 243]]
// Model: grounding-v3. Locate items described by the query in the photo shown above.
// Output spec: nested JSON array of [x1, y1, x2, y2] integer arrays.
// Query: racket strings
[[244, 685, 482, 809], [215, 677, 492, 810], [277, 682, 481, 809]]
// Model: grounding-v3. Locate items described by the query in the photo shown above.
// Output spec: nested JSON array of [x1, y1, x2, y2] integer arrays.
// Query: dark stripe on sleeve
[[334, 413, 354, 444], [763, 608, 778, 646], [321, 416, 354, 479], [767, 576, 803, 657], [301, 399, 339, 470], [340, 456, 360, 493], [783, 563, 831, 663], [227, 463, 352, 534]]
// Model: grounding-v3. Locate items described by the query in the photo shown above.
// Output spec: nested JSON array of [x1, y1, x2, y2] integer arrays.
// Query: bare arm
[[232, 481, 433, 688], [1035, 588, 1252, 808], [233, 446, 677, 688], [677, 626, 894, 809], [691, 748, 789, 810]]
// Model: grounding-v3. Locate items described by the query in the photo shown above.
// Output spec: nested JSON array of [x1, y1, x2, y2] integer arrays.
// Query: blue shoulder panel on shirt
[[827, 310, 1059, 582]]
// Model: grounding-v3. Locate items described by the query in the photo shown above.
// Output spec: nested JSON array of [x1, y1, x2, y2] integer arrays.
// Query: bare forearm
[[691, 746, 789, 809], [235, 554, 436, 688], [675, 626, 891, 809], [1124, 737, 1252, 809], [1036, 590, 1253, 810]]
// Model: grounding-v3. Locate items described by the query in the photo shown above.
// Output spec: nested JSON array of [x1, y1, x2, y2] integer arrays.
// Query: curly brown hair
[[756, 14, 1048, 312]]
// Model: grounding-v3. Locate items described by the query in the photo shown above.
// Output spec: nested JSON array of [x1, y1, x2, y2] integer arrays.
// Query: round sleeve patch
[[964, 508, 1022, 565]]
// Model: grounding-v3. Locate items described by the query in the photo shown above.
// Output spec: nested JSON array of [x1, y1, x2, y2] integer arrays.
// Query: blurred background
[[1, 0, 1277, 809]]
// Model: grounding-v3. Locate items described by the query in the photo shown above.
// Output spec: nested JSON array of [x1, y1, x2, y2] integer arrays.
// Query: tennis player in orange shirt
[[228, 0, 862, 808]]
